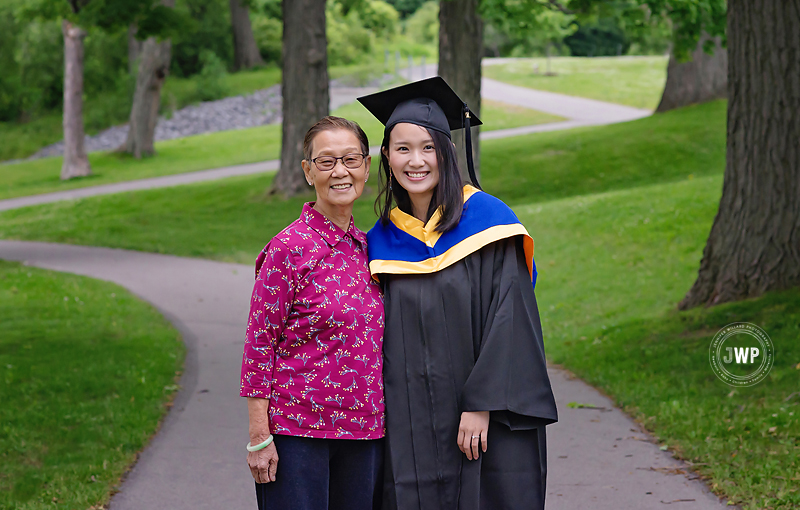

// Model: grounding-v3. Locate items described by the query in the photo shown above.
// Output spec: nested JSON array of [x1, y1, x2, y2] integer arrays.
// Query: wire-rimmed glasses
[[310, 153, 368, 171]]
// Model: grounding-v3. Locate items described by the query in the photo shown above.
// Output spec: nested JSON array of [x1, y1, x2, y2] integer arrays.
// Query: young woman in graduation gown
[[358, 77, 558, 510]]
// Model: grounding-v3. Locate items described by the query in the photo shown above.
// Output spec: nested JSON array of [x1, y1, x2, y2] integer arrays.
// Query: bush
[[564, 20, 631, 57], [359, 1, 400, 39], [404, 1, 438, 44], [196, 49, 230, 101], [327, 3, 374, 66], [171, 0, 234, 77], [251, 13, 282, 64]]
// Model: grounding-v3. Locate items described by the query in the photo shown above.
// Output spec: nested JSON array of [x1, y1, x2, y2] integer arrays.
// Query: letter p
[[751, 347, 760, 362]]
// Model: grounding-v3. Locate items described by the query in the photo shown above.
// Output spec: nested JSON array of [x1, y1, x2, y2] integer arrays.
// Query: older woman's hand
[[457, 411, 490, 461], [248, 441, 278, 483]]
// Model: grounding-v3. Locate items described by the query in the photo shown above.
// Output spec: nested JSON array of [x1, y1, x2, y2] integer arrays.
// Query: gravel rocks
[[30, 85, 283, 160]]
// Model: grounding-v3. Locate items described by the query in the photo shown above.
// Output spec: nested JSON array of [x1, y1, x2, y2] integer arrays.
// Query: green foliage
[[0, 261, 184, 509], [251, 12, 282, 63], [384, 0, 428, 18], [564, 19, 630, 56], [358, 1, 400, 38], [171, 0, 234, 77], [403, 1, 438, 44], [482, 6, 575, 57], [327, 2, 374, 66], [7, 18, 64, 118], [567, 0, 726, 60], [195, 49, 230, 101]]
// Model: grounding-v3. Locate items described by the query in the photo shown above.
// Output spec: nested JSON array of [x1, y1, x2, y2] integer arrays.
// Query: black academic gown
[[380, 236, 558, 510]]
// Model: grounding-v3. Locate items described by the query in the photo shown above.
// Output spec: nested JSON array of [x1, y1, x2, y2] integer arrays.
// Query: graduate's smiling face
[[385, 122, 440, 200], [302, 128, 370, 212]]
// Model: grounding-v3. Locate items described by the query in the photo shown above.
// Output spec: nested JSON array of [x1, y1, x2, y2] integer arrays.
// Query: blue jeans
[[255, 434, 384, 510]]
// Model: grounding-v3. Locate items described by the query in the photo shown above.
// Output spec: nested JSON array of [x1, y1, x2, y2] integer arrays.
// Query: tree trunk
[[679, 0, 800, 310], [61, 20, 91, 180], [230, 0, 264, 70], [438, 0, 483, 181], [656, 33, 727, 113], [128, 24, 141, 75], [272, 0, 328, 197]]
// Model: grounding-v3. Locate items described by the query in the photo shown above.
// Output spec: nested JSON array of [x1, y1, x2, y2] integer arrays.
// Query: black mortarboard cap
[[357, 76, 482, 188]]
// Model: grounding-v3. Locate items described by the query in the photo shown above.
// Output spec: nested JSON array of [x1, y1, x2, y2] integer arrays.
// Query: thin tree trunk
[[230, 0, 264, 70], [272, 0, 328, 197], [438, 0, 483, 181], [128, 24, 141, 75], [679, 0, 800, 309], [656, 33, 727, 113], [61, 19, 91, 180]]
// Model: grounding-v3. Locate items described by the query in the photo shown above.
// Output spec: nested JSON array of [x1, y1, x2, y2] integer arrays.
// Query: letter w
[[734, 347, 750, 364]]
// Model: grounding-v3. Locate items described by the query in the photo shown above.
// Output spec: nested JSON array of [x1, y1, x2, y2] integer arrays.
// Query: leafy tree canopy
[[23, 0, 187, 39], [480, 0, 726, 60]]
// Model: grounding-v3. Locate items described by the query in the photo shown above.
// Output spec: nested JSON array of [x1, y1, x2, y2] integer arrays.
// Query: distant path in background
[[0, 240, 728, 510], [0, 60, 650, 213]]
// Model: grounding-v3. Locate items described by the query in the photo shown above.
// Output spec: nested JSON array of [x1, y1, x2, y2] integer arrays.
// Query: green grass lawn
[[0, 261, 184, 509], [0, 98, 563, 202], [1, 98, 796, 508], [483, 56, 669, 110], [0, 101, 723, 261]]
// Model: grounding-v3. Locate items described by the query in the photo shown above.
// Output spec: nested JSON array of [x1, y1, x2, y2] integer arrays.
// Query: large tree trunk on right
[[656, 33, 727, 113], [61, 20, 91, 180], [438, 0, 483, 181], [679, 0, 800, 309], [230, 0, 264, 70], [272, 0, 328, 197]]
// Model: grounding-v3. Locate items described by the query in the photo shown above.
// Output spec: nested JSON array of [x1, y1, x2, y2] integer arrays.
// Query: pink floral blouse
[[240, 203, 385, 439]]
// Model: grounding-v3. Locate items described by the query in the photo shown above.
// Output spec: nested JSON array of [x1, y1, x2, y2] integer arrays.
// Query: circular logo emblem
[[709, 323, 774, 387]]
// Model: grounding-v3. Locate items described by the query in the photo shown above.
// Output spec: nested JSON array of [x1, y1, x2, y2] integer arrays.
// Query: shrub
[[564, 20, 631, 57], [404, 1, 438, 44], [327, 3, 373, 66], [251, 13, 282, 64], [196, 50, 230, 102], [359, 1, 400, 39]]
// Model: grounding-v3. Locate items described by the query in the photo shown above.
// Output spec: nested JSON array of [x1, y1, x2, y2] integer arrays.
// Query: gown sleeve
[[459, 236, 558, 429]]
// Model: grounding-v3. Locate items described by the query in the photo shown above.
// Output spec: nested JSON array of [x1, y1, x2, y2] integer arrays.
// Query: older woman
[[240, 116, 384, 510]]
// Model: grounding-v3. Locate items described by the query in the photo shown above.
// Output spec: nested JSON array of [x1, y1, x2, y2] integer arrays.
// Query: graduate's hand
[[248, 441, 278, 484], [458, 411, 490, 460]]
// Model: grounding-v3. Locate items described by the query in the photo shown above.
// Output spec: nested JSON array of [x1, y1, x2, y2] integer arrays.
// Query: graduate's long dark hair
[[375, 126, 465, 233]]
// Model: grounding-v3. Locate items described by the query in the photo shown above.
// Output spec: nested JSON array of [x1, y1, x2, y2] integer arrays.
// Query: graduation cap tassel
[[463, 104, 481, 190]]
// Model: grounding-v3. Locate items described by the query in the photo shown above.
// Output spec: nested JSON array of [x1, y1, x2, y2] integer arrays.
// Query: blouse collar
[[301, 203, 366, 248]]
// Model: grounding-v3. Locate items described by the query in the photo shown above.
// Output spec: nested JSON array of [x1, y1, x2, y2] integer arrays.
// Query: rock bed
[[29, 85, 283, 160]]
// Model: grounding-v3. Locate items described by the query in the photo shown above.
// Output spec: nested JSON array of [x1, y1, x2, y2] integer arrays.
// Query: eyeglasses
[[310, 153, 367, 171]]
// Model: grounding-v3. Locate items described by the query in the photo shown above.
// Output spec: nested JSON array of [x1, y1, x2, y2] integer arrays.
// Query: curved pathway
[[0, 65, 649, 213], [0, 240, 728, 509]]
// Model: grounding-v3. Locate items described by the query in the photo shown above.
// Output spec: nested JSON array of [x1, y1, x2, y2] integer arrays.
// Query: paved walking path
[[0, 67, 649, 213], [0, 240, 728, 509]]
